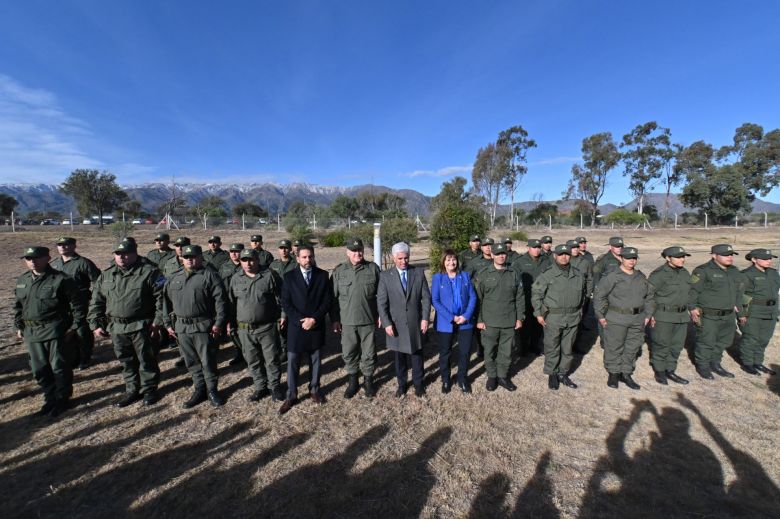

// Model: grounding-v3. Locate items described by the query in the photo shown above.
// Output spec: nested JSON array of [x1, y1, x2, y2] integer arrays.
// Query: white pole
[[373, 222, 382, 267], [70, 211, 74, 232], [122, 211, 125, 223], [764, 212, 768, 227], [548, 214, 552, 230], [242, 213, 245, 231], [735, 215, 738, 228], [313, 213, 317, 231], [705, 213, 708, 229], [580, 213, 583, 229], [674, 213, 678, 229], [277, 213, 281, 232], [11, 211, 15, 232], [203, 213, 207, 230]]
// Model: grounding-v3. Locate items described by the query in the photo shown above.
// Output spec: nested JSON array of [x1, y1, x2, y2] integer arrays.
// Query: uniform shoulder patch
[[690, 273, 700, 284]]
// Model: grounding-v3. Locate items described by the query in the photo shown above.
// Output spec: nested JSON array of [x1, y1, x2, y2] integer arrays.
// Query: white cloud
[[531, 156, 580, 166], [403, 165, 471, 178]]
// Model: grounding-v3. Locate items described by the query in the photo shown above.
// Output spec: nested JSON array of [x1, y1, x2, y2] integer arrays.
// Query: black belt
[[701, 308, 732, 317], [108, 316, 146, 324], [657, 305, 687, 313], [237, 321, 271, 330], [751, 299, 777, 306], [608, 306, 642, 315], [177, 316, 210, 324], [547, 307, 581, 314]]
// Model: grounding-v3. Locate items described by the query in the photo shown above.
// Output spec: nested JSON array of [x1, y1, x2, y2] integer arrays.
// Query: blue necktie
[[401, 270, 407, 293], [305, 270, 311, 285]]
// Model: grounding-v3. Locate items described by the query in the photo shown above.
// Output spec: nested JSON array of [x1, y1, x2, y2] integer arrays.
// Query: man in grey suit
[[377, 242, 432, 398]]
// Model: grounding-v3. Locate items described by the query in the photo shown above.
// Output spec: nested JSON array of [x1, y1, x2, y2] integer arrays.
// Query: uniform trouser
[[112, 329, 160, 395], [287, 349, 321, 400], [341, 324, 377, 376], [694, 317, 736, 368], [394, 350, 424, 388], [178, 332, 219, 391], [481, 326, 514, 378], [74, 320, 94, 364], [543, 316, 579, 375], [438, 327, 473, 384], [739, 317, 776, 365], [238, 324, 281, 391], [650, 321, 688, 372], [26, 336, 74, 403], [603, 320, 645, 375], [520, 312, 543, 355]]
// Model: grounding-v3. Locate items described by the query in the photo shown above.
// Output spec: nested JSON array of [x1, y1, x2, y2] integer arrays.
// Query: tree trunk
[[98, 208, 104, 229], [663, 183, 672, 224], [636, 193, 644, 214]]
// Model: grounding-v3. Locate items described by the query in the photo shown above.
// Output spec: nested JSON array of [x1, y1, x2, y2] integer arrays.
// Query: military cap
[[154, 233, 170, 241], [469, 235, 481, 242], [113, 241, 137, 254], [278, 239, 292, 249], [56, 236, 76, 245], [620, 246, 639, 259], [527, 239, 542, 248], [711, 243, 736, 256], [123, 237, 137, 244], [501, 237, 513, 244], [207, 235, 221, 243], [240, 248, 259, 259], [541, 235, 553, 244], [608, 236, 624, 247], [173, 236, 191, 247], [565, 239, 580, 249], [662, 246, 691, 258], [554, 244, 572, 255], [491, 243, 507, 254], [229, 243, 245, 252], [181, 245, 203, 257], [575, 236, 587, 244], [250, 234, 263, 242], [21, 246, 50, 259], [746, 248, 777, 260], [292, 239, 303, 247], [481, 238, 495, 246], [346, 237, 364, 251]]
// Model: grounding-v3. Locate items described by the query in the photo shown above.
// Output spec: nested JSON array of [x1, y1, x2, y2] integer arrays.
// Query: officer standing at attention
[[647, 246, 692, 385], [147, 233, 175, 268], [15, 246, 86, 417], [228, 248, 285, 402], [50, 236, 100, 370], [531, 244, 586, 390], [219, 243, 246, 366], [330, 237, 381, 399], [466, 238, 494, 278], [594, 246, 654, 390], [249, 234, 274, 270], [475, 242, 524, 392], [162, 236, 190, 278], [688, 244, 746, 380], [163, 245, 227, 408], [513, 239, 551, 356], [459, 235, 482, 270], [738, 249, 779, 376], [592, 237, 623, 286], [291, 239, 302, 258], [502, 237, 523, 266], [89, 241, 165, 407], [575, 236, 594, 265], [540, 235, 553, 258], [270, 239, 298, 357], [204, 236, 230, 270]]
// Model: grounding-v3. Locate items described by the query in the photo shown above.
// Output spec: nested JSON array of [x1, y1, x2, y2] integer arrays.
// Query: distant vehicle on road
[[145, 218, 155, 224], [258, 218, 268, 224], [131, 218, 143, 224], [82, 218, 95, 225], [40, 219, 61, 225]]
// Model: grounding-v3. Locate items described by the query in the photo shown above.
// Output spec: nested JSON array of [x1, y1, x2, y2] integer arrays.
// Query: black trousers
[[394, 350, 424, 388], [286, 349, 321, 400]]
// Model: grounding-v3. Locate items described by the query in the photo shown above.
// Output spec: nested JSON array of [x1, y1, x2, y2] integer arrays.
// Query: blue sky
[[1, 1, 779, 205]]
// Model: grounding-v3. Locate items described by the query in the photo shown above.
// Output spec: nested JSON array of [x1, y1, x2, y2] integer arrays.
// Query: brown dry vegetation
[[1, 226, 779, 518]]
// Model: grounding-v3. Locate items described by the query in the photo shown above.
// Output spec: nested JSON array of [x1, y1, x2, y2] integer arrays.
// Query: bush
[[348, 218, 418, 267], [320, 228, 348, 248], [430, 204, 488, 271], [108, 222, 134, 242], [604, 208, 647, 226], [508, 230, 528, 242], [287, 224, 315, 245]]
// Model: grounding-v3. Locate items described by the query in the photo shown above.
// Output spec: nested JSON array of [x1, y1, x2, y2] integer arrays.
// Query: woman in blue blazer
[[432, 249, 477, 393]]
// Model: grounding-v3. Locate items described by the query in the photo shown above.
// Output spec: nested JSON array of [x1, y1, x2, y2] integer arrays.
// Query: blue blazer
[[431, 271, 477, 333]]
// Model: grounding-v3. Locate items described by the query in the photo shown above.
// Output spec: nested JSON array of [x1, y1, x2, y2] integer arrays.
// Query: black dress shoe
[[497, 378, 517, 391], [208, 390, 225, 407], [174, 358, 186, 368], [414, 385, 426, 397], [486, 377, 498, 392], [755, 364, 777, 375], [143, 390, 160, 406], [711, 363, 735, 378], [115, 392, 141, 408], [621, 374, 641, 390], [559, 375, 577, 389], [363, 376, 376, 398], [666, 371, 689, 385], [278, 399, 295, 415], [248, 388, 270, 402], [229, 356, 246, 367], [344, 374, 360, 399], [78, 361, 90, 371], [548, 374, 559, 390], [49, 399, 70, 418], [38, 401, 57, 416], [654, 371, 668, 385], [458, 381, 472, 393], [311, 392, 324, 405], [271, 387, 285, 402], [183, 389, 207, 409], [741, 365, 760, 376], [696, 366, 715, 380], [607, 373, 619, 389], [441, 381, 451, 394], [395, 385, 407, 398]]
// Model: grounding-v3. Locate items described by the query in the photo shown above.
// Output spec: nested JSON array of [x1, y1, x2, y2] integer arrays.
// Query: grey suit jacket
[[377, 266, 431, 354]]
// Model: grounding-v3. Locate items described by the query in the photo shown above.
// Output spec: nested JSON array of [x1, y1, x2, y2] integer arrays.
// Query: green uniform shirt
[[162, 267, 228, 332], [88, 261, 164, 333], [465, 256, 493, 279], [570, 254, 594, 295], [475, 265, 524, 327], [14, 267, 86, 341], [219, 260, 242, 285], [531, 263, 587, 321], [270, 257, 298, 280], [688, 259, 746, 318], [203, 248, 230, 270], [592, 252, 621, 286], [648, 263, 691, 323], [229, 269, 283, 324], [253, 248, 274, 270], [330, 260, 380, 326], [50, 253, 100, 299], [147, 248, 175, 268], [458, 248, 481, 270], [580, 250, 595, 265], [505, 249, 522, 268], [594, 268, 655, 324], [512, 253, 551, 310], [161, 255, 184, 278], [741, 265, 780, 319]]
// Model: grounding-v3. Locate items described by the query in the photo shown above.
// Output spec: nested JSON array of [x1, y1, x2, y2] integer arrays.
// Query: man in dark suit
[[377, 242, 432, 397], [279, 245, 333, 414]]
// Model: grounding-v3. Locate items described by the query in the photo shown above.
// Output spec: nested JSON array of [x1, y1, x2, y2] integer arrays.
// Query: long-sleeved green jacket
[[14, 266, 86, 341], [594, 268, 655, 325], [329, 260, 380, 326], [648, 263, 691, 323], [741, 265, 780, 320], [162, 267, 228, 332], [475, 265, 524, 327], [88, 261, 164, 333], [688, 259, 746, 320]]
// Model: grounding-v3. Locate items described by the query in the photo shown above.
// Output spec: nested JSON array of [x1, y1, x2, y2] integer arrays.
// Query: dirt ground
[[1, 225, 778, 518]]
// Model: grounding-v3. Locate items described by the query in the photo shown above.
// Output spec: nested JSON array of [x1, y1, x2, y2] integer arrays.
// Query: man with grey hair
[[378, 242, 431, 397]]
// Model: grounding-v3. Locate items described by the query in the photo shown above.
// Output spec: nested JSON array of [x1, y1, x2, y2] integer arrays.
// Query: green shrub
[[321, 228, 348, 248], [604, 208, 647, 226], [508, 230, 528, 242], [430, 204, 487, 271]]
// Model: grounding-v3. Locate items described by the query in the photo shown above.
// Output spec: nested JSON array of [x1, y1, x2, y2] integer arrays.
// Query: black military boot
[[183, 388, 207, 409], [654, 371, 668, 385], [559, 374, 577, 389], [711, 362, 735, 378], [208, 389, 225, 407], [363, 376, 376, 398], [666, 371, 689, 384], [755, 364, 777, 375], [143, 389, 160, 406], [548, 374, 559, 390], [740, 364, 760, 375], [344, 374, 360, 399], [607, 373, 619, 388], [497, 378, 517, 391], [621, 374, 641, 390], [696, 365, 714, 380], [485, 377, 498, 391], [271, 386, 285, 402], [49, 398, 70, 418], [115, 392, 141, 408], [37, 400, 57, 416], [248, 388, 270, 402]]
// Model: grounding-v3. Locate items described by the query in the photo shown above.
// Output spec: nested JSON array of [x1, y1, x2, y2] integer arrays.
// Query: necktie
[[401, 270, 407, 293], [305, 270, 311, 285]]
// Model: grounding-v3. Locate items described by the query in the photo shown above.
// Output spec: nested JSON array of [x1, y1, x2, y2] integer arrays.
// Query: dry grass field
[[1, 225, 778, 518]]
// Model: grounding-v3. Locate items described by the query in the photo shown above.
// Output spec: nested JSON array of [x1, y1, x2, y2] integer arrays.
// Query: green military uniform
[[475, 246, 525, 382], [249, 234, 275, 269], [147, 232, 175, 268], [219, 259, 242, 284], [465, 238, 494, 279], [15, 247, 86, 411], [50, 241, 100, 366], [593, 252, 622, 286], [163, 245, 228, 396], [229, 249, 284, 396], [739, 249, 780, 368], [330, 247, 381, 379], [458, 234, 482, 270], [567, 241, 594, 295], [575, 237, 595, 266], [512, 240, 551, 356], [594, 248, 654, 378], [219, 244, 246, 364], [204, 236, 230, 270], [688, 245, 745, 374], [531, 247, 586, 378], [162, 254, 184, 278], [88, 242, 165, 399], [270, 240, 298, 358], [647, 247, 692, 375]]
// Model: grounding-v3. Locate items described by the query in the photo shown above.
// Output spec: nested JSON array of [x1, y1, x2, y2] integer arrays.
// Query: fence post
[[373, 223, 382, 267]]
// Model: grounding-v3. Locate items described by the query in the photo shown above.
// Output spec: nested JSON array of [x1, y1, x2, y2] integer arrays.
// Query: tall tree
[[0, 193, 18, 218], [232, 202, 267, 217], [498, 125, 537, 226], [565, 132, 620, 226], [430, 177, 488, 270], [716, 123, 780, 195], [330, 195, 359, 226], [122, 199, 143, 218], [620, 122, 674, 214], [60, 169, 128, 229], [472, 142, 511, 227], [429, 176, 482, 212]]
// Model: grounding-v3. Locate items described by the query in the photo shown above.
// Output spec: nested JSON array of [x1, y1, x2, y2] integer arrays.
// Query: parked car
[[82, 219, 95, 225], [258, 218, 268, 224], [144, 218, 155, 224], [40, 219, 61, 225], [131, 218, 143, 224]]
